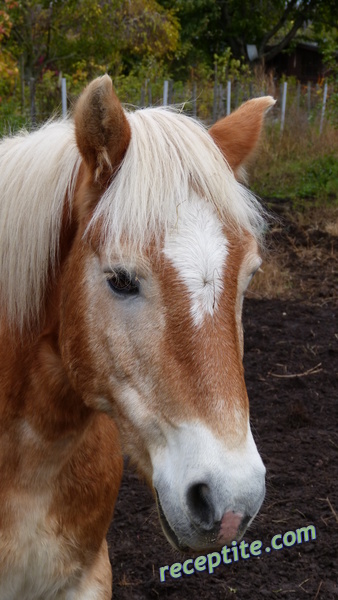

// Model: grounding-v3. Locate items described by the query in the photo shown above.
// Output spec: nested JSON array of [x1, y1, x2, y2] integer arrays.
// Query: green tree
[[159, 0, 337, 70]]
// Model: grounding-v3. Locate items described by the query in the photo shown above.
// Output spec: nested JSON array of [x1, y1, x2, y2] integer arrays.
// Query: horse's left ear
[[74, 74, 131, 186], [209, 96, 276, 177]]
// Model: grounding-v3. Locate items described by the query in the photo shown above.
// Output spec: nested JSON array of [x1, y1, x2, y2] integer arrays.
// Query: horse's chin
[[155, 490, 189, 552]]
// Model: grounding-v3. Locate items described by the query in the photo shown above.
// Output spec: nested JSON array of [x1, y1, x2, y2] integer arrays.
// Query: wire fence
[[0, 74, 336, 136]]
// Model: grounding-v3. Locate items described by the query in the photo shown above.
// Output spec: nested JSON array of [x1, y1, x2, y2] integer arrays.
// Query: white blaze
[[163, 195, 228, 326]]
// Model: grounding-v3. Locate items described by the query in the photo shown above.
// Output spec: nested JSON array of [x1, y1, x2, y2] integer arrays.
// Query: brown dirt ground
[[107, 205, 338, 600]]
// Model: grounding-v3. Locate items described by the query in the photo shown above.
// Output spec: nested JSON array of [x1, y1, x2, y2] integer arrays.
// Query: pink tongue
[[218, 511, 243, 542]]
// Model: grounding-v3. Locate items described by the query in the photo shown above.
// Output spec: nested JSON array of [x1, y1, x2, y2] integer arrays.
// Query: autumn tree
[[1, 0, 179, 84], [0, 0, 19, 97], [0, 0, 179, 119]]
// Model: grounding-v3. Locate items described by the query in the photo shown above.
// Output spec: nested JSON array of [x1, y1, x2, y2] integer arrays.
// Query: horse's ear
[[209, 96, 275, 177], [74, 74, 131, 186]]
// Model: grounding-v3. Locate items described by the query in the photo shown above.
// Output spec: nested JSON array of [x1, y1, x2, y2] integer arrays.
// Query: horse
[[0, 75, 274, 599]]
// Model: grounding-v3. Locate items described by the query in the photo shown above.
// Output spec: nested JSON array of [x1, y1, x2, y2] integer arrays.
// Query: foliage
[[0, 0, 18, 96], [158, 0, 338, 71], [251, 121, 338, 205], [214, 48, 251, 84], [0, 0, 16, 42], [0, 94, 27, 135], [0, 0, 179, 98], [299, 156, 338, 200], [0, 0, 337, 209], [0, 0, 180, 124], [112, 57, 171, 106], [314, 25, 338, 128], [0, 48, 18, 97]]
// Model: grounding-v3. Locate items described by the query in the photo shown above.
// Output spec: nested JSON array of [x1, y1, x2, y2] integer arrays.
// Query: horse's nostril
[[186, 483, 215, 529]]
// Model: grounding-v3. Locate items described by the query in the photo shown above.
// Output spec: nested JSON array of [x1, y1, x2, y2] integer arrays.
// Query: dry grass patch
[[291, 206, 338, 231], [246, 253, 293, 299], [246, 206, 338, 301], [325, 222, 338, 236]]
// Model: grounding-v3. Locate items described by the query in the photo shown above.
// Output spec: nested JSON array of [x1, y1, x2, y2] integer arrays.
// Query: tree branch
[[258, 0, 299, 55], [261, 14, 308, 61], [260, 0, 319, 62]]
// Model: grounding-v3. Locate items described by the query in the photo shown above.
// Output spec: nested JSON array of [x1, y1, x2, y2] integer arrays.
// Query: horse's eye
[[106, 270, 140, 297]]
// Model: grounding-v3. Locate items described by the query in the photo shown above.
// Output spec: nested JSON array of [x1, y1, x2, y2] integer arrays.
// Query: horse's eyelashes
[[106, 270, 140, 298]]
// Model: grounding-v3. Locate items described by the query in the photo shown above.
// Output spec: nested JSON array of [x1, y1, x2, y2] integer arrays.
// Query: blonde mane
[[0, 121, 81, 331], [89, 107, 265, 258], [0, 108, 265, 332]]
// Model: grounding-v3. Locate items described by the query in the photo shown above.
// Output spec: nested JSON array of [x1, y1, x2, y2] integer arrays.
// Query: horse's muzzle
[[151, 421, 266, 552], [155, 487, 259, 553]]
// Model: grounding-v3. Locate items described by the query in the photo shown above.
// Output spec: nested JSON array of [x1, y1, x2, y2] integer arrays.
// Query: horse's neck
[[0, 324, 93, 489]]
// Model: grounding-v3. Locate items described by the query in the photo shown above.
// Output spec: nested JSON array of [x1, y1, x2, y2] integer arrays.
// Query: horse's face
[[61, 76, 275, 552], [61, 198, 264, 551]]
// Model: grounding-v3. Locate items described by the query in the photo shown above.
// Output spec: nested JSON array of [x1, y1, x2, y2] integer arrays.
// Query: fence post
[[163, 80, 169, 106], [226, 80, 231, 115], [61, 77, 67, 118], [319, 81, 328, 135], [280, 81, 287, 132]]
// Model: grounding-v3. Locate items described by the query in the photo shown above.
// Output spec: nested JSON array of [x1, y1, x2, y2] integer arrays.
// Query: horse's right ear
[[74, 75, 131, 186]]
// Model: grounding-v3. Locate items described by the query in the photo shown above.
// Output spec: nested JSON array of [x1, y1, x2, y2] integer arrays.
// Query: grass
[[245, 112, 338, 299], [250, 112, 338, 206]]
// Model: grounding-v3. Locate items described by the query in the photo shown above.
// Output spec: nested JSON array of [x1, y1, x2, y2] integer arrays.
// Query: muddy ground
[[107, 206, 338, 600]]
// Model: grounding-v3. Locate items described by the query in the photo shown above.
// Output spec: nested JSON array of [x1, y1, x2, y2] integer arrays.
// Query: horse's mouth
[[155, 489, 254, 554], [155, 490, 190, 552], [155, 490, 224, 553]]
